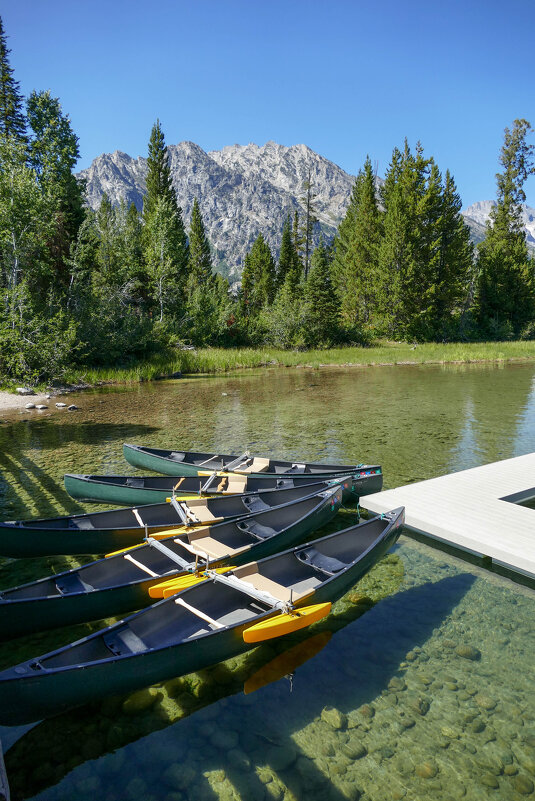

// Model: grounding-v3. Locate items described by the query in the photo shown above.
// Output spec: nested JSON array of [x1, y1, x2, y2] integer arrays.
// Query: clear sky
[[2, 0, 534, 208]]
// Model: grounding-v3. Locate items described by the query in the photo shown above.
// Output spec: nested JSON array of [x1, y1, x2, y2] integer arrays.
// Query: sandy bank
[[0, 390, 55, 413]]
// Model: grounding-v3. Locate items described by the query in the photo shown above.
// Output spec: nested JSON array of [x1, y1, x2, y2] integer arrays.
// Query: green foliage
[[241, 234, 276, 315], [0, 17, 26, 142], [187, 197, 212, 290], [303, 240, 341, 346], [299, 169, 318, 277], [476, 119, 535, 337], [277, 213, 302, 295], [332, 156, 382, 333], [0, 135, 52, 294]]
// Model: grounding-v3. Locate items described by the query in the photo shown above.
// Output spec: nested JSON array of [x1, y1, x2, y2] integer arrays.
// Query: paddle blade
[[243, 603, 332, 644]]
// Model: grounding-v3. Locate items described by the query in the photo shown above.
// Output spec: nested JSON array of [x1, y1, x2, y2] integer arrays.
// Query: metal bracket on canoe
[[199, 471, 219, 495], [169, 496, 191, 526], [224, 451, 250, 471], [204, 569, 288, 612], [146, 537, 192, 570]]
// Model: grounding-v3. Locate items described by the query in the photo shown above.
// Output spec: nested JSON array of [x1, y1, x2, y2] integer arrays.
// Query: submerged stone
[[455, 644, 481, 661], [475, 694, 497, 711], [415, 760, 438, 778], [321, 705, 347, 730], [480, 773, 499, 789], [514, 775, 535, 794]]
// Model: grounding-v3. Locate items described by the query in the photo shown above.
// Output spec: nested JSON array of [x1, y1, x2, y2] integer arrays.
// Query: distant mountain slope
[[79, 141, 355, 279], [79, 142, 535, 277]]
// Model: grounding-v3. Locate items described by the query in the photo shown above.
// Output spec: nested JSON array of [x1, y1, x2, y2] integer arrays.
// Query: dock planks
[[364, 452, 535, 581]]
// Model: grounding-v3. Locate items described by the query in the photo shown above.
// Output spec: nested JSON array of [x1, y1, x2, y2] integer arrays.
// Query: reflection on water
[[1, 363, 535, 800]]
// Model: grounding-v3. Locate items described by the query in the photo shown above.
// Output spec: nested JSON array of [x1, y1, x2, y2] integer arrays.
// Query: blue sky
[[3, 0, 534, 207]]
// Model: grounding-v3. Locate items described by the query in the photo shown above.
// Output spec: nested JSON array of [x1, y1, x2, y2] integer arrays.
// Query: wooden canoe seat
[[234, 458, 271, 474], [224, 475, 247, 493], [232, 564, 310, 603], [186, 528, 250, 560], [182, 500, 221, 522]]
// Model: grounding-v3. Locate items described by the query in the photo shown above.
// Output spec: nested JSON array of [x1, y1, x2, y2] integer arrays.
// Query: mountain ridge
[[78, 141, 535, 278]]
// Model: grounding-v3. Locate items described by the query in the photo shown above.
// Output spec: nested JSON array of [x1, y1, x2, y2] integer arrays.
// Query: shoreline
[[2, 347, 535, 414]]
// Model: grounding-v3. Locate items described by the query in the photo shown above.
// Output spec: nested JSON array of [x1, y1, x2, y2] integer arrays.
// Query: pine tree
[[299, 169, 318, 278], [0, 17, 26, 141], [240, 234, 276, 314], [187, 197, 212, 289], [292, 209, 304, 270], [142, 121, 188, 311], [277, 213, 301, 294], [477, 119, 535, 338], [429, 169, 473, 339], [304, 240, 339, 345], [331, 156, 382, 332]]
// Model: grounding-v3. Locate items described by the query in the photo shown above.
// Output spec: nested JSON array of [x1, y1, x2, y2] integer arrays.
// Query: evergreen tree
[[0, 17, 26, 141], [142, 121, 188, 310], [26, 90, 85, 282], [429, 169, 473, 338], [277, 213, 301, 294], [187, 197, 212, 289], [292, 209, 304, 269], [476, 119, 535, 337], [332, 156, 382, 332], [303, 240, 339, 345], [241, 234, 276, 314], [299, 169, 318, 278]]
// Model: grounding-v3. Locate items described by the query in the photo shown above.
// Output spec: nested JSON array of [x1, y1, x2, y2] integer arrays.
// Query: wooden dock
[[364, 452, 535, 582]]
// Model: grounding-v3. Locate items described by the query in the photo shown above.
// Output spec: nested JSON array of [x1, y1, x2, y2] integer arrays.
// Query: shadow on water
[[0, 421, 159, 452], [4, 573, 476, 800]]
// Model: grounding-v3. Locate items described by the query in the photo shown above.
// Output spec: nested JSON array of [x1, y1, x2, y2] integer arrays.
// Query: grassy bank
[[55, 340, 535, 386]]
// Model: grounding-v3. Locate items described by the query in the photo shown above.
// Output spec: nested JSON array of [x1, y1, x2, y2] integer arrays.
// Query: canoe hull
[[123, 443, 381, 486], [0, 488, 342, 638], [64, 472, 381, 505], [0, 507, 403, 725]]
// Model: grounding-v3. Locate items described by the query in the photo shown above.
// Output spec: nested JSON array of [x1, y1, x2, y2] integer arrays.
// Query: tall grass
[[59, 340, 535, 386]]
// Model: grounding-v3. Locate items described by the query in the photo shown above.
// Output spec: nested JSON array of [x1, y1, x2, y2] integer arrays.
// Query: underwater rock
[[475, 694, 497, 711], [122, 687, 161, 714], [337, 780, 361, 800], [55, 402, 67, 408], [504, 764, 518, 776], [407, 695, 430, 716], [405, 650, 417, 662], [25, 402, 36, 409], [265, 743, 297, 771], [513, 775, 535, 794], [321, 705, 347, 730], [455, 644, 481, 661], [388, 676, 407, 692], [400, 716, 416, 729], [341, 740, 367, 760], [210, 728, 239, 750], [68, 404, 78, 410], [480, 773, 499, 789], [162, 763, 196, 791], [469, 720, 486, 734], [440, 726, 459, 739], [36, 404, 48, 410], [358, 704, 375, 719], [441, 639, 457, 649], [415, 760, 438, 778], [125, 777, 148, 799]]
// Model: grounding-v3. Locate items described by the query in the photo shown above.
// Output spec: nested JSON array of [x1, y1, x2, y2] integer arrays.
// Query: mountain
[[79, 141, 355, 280], [462, 200, 535, 248], [79, 141, 535, 278]]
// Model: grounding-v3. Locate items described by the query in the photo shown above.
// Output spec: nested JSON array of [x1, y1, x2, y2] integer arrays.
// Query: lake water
[[0, 363, 534, 800]]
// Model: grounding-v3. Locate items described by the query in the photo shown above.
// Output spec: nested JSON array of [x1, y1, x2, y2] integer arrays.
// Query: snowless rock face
[[79, 141, 535, 278], [79, 141, 356, 278], [463, 200, 535, 247]]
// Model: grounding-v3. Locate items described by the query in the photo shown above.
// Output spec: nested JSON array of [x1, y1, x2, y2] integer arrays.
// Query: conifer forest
[[1, 16, 534, 383]]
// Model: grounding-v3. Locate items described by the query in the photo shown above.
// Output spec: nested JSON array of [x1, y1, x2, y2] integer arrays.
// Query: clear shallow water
[[0, 363, 534, 800]]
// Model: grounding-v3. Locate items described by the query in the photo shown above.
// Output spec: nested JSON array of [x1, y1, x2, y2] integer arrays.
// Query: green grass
[[56, 340, 535, 387]]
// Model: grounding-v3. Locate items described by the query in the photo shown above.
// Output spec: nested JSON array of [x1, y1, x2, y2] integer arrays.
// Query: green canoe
[[64, 471, 375, 506], [0, 485, 343, 638], [123, 443, 383, 484], [0, 506, 404, 725]]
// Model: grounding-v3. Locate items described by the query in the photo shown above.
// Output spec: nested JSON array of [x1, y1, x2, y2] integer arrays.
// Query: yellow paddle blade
[[149, 566, 236, 599], [148, 527, 188, 540], [105, 543, 144, 558], [243, 603, 332, 644], [165, 494, 204, 502]]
